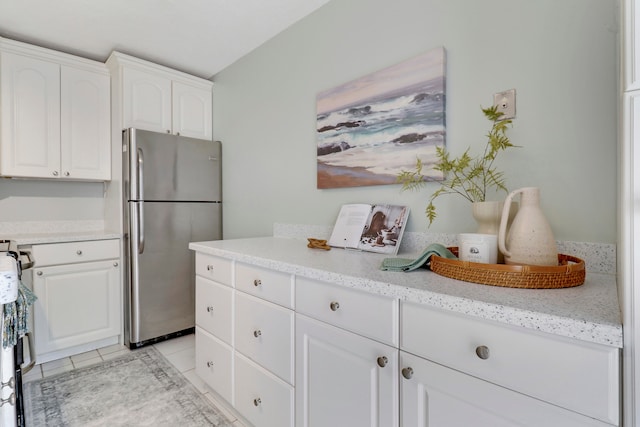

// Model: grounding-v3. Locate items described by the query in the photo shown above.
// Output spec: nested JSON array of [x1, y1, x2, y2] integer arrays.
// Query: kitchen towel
[[380, 243, 457, 272], [2, 281, 36, 348]]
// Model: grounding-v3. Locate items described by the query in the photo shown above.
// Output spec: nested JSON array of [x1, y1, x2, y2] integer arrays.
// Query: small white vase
[[472, 201, 517, 263]]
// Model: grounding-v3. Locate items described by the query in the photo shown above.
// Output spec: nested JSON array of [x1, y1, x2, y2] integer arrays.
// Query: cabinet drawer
[[195, 277, 232, 345], [235, 262, 293, 308], [296, 277, 399, 346], [401, 302, 620, 425], [195, 253, 232, 286], [32, 239, 119, 266], [234, 352, 294, 427], [195, 327, 232, 404], [235, 292, 294, 384]]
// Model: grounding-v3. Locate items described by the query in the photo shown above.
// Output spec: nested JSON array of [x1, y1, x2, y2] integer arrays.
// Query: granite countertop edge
[[189, 237, 622, 348]]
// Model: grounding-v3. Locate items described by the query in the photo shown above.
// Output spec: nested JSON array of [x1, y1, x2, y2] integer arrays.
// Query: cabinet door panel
[[60, 65, 110, 180], [296, 314, 398, 427], [195, 327, 232, 403], [400, 351, 610, 427], [235, 292, 294, 384], [33, 259, 120, 357], [195, 276, 233, 344], [172, 81, 212, 140], [123, 67, 171, 133], [0, 52, 60, 178]]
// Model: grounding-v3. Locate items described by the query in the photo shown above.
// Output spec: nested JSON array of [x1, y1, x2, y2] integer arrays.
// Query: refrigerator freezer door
[[127, 201, 222, 345], [125, 128, 221, 202]]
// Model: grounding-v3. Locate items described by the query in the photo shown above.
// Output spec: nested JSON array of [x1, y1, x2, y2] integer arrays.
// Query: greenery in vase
[[397, 105, 517, 226]]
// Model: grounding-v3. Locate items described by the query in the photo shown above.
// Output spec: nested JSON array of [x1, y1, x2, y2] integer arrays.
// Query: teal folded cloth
[[380, 243, 457, 272], [2, 281, 37, 349]]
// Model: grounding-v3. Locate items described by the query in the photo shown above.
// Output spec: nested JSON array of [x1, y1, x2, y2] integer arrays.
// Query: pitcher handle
[[498, 188, 522, 258]]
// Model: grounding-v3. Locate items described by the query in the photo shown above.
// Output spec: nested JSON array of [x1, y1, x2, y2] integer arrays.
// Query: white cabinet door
[[33, 259, 120, 360], [0, 51, 61, 178], [400, 351, 611, 427], [122, 67, 172, 134], [60, 65, 110, 180], [172, 81, 212, 140], [195, 327, 233, 404], [296, 314, 399, 427]]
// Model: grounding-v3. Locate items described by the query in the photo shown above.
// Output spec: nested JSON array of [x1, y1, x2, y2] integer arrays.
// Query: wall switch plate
[[493, 89, 516, 119]]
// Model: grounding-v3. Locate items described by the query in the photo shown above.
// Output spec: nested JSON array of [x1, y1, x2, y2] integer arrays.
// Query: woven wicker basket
[[430, 247, 585, 289]]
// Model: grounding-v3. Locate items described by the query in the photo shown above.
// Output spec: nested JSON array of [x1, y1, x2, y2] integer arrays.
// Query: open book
[[328, 204, 410, 254]]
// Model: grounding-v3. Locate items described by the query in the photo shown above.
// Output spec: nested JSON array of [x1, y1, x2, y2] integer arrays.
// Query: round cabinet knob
[[253, 279, 262, 287], [166, 130, 171, 134], [36, 271, 43, 276], [206, 265, 214, 271], [401, 367, 414, 380], [113, 262, 119, 267], [206, 361, 213, 368], [253, 330, 262, 338], [206, 306, 214, 313], [64, 171, 70, 176], [52, 171, 59, 176], [475, 345, 490, 360], [253, 398, 261, 407], [377, 356, 388, 368], [76, 250, 83, 255], [176, 132, 181, 136], [330, 301, 340, 311]]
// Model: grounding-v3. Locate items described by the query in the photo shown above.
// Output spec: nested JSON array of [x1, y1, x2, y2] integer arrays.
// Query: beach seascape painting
[[316, 47, 446, 189]]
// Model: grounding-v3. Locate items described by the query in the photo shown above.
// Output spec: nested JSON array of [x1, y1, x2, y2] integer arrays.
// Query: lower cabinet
[[31, 239, 121, 364], [400, 351, 611, 426], [295, 314, 398, 427], [192, 250, 620, 426]]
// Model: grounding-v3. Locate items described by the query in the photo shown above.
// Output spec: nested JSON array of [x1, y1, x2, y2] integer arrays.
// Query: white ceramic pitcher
[[498, 187, 558, 266]]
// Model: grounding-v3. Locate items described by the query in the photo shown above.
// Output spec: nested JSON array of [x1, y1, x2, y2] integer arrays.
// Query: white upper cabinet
[[109, 52, 213, 140], [626, 0, 640, 91], [0, 38, 111, 180]]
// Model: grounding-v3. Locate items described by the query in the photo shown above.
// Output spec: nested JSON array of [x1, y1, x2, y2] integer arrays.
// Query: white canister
[[458, 233, 498, 264]]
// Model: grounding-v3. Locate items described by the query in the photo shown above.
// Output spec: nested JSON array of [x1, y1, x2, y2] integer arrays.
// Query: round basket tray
[[430, 248, 586, 289]]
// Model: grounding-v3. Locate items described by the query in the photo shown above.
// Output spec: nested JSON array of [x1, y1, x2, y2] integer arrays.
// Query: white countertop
[[0, 220, 121, 245], [190, 236, 622, 348]]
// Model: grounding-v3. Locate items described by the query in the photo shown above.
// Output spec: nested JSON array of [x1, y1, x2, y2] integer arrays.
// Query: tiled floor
[[23, 334, 247, 427]]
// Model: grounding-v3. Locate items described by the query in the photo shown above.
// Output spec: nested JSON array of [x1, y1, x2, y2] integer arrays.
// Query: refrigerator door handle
[[137, 148, 145, 254]]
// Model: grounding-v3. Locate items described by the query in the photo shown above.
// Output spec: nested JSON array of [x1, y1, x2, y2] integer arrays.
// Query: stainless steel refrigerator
[[122, 128, 221, 348]]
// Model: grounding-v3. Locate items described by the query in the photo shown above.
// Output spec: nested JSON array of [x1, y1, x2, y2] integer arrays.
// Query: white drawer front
[[235, 291, 294, 384], [195, 253, 232, 286], [32, 239, 119, 266], [296, 277, 399, 346], [195, 277, 233, 345], [401, 302, 620, 425], [195, 327, 232, 404], [235, 262, 293, 308], [234, 352, 294, 427]]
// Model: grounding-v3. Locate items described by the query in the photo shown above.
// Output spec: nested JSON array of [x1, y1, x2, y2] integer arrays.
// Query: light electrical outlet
[[493, 89, 516, 119]]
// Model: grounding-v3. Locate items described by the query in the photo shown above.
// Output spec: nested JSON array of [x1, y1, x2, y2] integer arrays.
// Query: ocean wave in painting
[[317, 79, 445, 188]]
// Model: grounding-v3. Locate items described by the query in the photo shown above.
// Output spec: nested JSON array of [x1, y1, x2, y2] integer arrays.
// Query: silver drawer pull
[[206, 306, 214, 313], [113, 262, 119, 267], [76, 250, 83, 255], [253, 329, 262, 338], [253, 398, 261, 407], [377, 356, 388, 368], [64, 171, 70, 176], [475, 345, 490, 360], [206, 265, 214, 271], [330, 301, 340, 311], [402, 367, 414, 380], [36, 271, 43, 276], [254, 279, 262, 287], [206, 361, 214, 368]]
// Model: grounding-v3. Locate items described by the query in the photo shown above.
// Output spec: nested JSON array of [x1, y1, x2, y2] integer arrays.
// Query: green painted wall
[[213, 0, 619, 243]]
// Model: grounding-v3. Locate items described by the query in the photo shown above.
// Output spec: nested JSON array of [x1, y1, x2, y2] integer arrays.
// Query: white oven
[[0, 240, 35, 427]]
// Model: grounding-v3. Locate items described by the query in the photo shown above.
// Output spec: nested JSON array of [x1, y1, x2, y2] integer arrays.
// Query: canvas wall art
[[316, 47, 446, 189]]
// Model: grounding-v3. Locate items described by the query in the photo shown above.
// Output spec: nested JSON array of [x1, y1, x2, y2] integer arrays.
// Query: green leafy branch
[[397, 105, 517, 226]]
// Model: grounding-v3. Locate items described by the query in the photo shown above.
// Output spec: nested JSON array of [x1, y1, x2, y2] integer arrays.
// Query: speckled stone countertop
[[190, 236, 622, 348], [0, 221, 121, 245]]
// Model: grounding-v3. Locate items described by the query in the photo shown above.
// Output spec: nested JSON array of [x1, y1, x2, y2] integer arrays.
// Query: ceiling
[[0, 0, 331, 79]]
